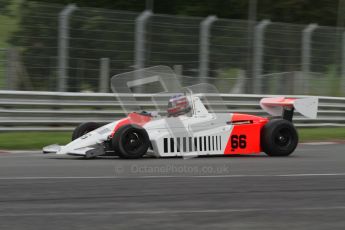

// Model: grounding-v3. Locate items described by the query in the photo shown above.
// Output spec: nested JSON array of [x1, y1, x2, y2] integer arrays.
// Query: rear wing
[[260, 97, 318, 120]]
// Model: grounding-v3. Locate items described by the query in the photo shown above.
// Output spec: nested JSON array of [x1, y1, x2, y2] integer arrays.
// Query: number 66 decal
[[231, 135, 247, 150]]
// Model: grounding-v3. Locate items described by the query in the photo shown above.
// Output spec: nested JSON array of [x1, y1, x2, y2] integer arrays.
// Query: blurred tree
[[26, 0, 339, 26], [0, 0, 14, 14], [5, 0, 342, 91], [7, 2, 63, 90], [258, 0, 337, 26]]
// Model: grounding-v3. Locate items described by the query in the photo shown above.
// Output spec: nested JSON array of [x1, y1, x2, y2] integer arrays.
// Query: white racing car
[[43, 66, 318, 159]]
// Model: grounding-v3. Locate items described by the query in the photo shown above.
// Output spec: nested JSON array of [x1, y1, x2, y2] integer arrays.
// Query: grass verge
[[0, 131, 71, 150], [0, 128, 344, 150], [297, 127, 345, 142]]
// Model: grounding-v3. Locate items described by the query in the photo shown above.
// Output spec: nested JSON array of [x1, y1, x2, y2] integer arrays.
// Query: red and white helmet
[[167, 94, 191, 117]]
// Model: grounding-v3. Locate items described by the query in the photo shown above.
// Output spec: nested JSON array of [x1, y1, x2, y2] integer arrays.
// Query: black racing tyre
[[261, 119, 298, 157], [72, 122, 102, 141], [112, 124, 150, 159]]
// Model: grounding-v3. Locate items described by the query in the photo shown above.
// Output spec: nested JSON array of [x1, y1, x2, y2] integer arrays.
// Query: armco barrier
[[0, 90, 344, 131]]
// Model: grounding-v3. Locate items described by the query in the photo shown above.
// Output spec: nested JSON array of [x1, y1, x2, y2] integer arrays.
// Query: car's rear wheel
[[72, 122, 102, 141], [261, 119, 298, 156], [112, 124, 150, 159]]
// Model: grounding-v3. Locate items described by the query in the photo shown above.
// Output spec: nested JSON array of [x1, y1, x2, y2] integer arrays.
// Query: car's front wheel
[[72, 122, 102, 141], [261, 119, 298, 156], [112, 124, 150, 159]]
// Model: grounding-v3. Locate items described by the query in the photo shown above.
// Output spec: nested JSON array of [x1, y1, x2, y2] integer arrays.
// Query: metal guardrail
[[0, 90, 344, 131]]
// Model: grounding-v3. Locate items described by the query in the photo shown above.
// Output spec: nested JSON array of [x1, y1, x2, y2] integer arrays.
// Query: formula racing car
[[43, 66, 318, 159]]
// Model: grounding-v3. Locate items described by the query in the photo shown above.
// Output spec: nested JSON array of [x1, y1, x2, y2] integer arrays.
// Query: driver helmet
[[167, 94, 191, 117]]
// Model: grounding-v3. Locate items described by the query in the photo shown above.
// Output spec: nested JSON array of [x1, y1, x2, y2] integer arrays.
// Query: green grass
[[297, 127, 345, 142], [0, 131, 72, 150], [0, 128, 344, 150]]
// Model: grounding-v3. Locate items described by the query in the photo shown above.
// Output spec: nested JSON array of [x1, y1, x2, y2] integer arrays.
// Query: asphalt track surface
[[0, 143, 345, 230]]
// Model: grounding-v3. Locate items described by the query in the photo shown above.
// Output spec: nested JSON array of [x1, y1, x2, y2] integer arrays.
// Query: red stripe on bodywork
[[260, 97, 296, 107], [224, 113, 268, 155], [110, 112, 151, 137]]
